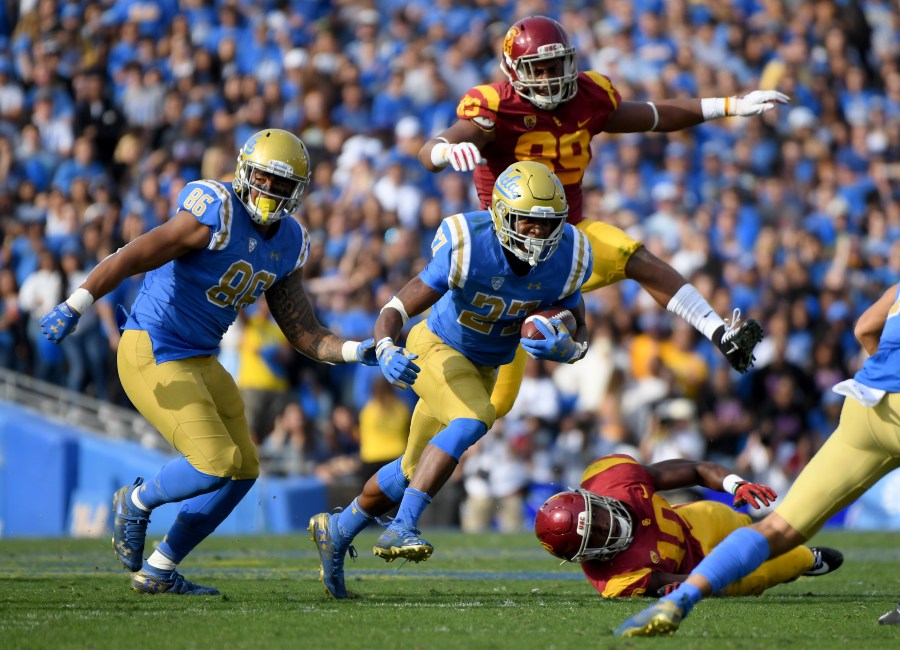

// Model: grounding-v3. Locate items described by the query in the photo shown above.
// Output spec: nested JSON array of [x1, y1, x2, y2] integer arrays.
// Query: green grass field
[[1, 529, 898, 649]]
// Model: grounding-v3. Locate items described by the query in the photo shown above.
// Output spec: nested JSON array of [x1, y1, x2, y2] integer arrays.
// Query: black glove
[[714, 313, 763, 373]]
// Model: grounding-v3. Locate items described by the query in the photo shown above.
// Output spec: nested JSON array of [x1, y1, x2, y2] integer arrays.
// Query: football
[[520, 305, 577, 340]]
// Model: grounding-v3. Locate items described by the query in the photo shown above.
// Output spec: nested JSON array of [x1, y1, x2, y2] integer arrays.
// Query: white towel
[[832, 379, 887, 407]]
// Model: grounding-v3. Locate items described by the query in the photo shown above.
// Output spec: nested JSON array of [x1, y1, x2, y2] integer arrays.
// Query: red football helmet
[[500, 15, 579, 110], [534, 489, 633, 563]]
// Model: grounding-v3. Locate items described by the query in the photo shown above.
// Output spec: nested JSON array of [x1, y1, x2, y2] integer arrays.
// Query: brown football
[[520, 306, 577, 340]]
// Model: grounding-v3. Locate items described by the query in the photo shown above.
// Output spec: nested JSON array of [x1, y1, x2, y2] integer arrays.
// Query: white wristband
[[66, 287, 94, 315], [646, 101, 659, 132], [567, 341, 588, 364], [430, 142, 452, 168], [380, 295, 410, 325], [722, 474, 746, 496], [341, 340, 361, 363], [666, 284, 725, 341], [701, 97, 732, 120], [376, 337, 394, 359]]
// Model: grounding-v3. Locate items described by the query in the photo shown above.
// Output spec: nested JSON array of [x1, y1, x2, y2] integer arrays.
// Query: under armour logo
[[527, 282, 541, 290], [270, 251, 280, 260]]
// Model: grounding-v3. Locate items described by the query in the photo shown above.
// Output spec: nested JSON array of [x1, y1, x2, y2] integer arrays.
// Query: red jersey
[[456, 72, 621, 224], [578, 454, 705, 598]]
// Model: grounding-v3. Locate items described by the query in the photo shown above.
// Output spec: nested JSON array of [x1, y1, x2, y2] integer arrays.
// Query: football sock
[[137, 456, 229, 509], [395, 487, 432, 529], [335, 498, 374, 543], [376, 457, 409, 502], [661, 583, 703, 617], [158, 478, 255, 563], [691, 527, 771, 595], [146, 549, 176, 572], [130, 487, 150, 512]]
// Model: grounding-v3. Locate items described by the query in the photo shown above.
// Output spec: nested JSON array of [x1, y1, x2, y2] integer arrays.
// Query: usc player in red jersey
[[419, 15, 788, 417], [534, 454, 843, 599]]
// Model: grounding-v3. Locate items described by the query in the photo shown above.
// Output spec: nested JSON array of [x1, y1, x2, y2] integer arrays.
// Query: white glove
[[701, 91, 790, 120], [430, 141, 482, 171], [731, 90, 791, 116]]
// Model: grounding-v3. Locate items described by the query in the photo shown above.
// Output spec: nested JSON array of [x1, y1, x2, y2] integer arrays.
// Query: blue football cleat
[[616, 599, 685, 637], [131, 566, 220, 595], [308, 512, 356, 599], [372, 524, 433, 563], [112, 477, 150, 572]]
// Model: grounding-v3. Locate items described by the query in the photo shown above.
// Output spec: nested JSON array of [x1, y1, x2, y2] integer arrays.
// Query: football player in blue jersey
[[616, 282, 900, 636], [309, 160, 593, 598], [40, 129, 378, 596]]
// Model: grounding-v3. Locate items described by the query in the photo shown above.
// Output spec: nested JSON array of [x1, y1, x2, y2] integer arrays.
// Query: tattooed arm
[[266, 271, 352, 364]]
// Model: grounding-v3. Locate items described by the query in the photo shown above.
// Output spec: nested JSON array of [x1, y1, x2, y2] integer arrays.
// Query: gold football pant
[[677, 501, 814, 596], [117, 329, 258, 479], [776, 392, 900, 538], [399, 322, 497, 479], [490, 219, 642, 418]]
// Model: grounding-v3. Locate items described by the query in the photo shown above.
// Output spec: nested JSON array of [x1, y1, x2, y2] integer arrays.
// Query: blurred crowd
[[1, 0, 898, 530]]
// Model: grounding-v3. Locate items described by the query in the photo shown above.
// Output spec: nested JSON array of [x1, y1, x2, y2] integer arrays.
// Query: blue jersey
[[418, 210, 592, 366], [124, 180, 309, 363], [855, 285, 900, 392]]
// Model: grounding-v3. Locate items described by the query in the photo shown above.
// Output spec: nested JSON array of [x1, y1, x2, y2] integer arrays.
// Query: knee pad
[[430, 418, 487, 461], [376, 457, 409, 503]]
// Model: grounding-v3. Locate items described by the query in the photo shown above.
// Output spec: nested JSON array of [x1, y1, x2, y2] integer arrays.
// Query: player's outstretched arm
[[267, 273, 374, 365], [605, 91, 790, 133], [624, 247, 762, 373], [646, 459, 776, 510], [418, 119, 493, 173], [41, 210, 210, 343]]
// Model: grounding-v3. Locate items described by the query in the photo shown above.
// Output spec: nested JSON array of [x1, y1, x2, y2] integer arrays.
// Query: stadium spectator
[[236, 295, 294, 445], [0, 267, 25, 372], [57, 241, 108, 399], [18, 248, 66, 384], [357, 375, 411, 489], [261, 401, 321, 477]]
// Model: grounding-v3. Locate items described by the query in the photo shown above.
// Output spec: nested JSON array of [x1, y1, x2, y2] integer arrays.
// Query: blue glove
[[356, 338, 378, 366], [520, 318, 585, 363], [40, 302, 80, 343], [376, 337, 420, 389]]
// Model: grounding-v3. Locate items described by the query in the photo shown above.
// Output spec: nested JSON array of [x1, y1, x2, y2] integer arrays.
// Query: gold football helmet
[[233, 129, 311, 225], [490, 161, 568, 266]]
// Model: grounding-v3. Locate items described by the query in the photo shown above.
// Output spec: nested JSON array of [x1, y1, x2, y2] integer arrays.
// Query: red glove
[[657, 582, 682, 597], [733, 481, 777, 509]]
